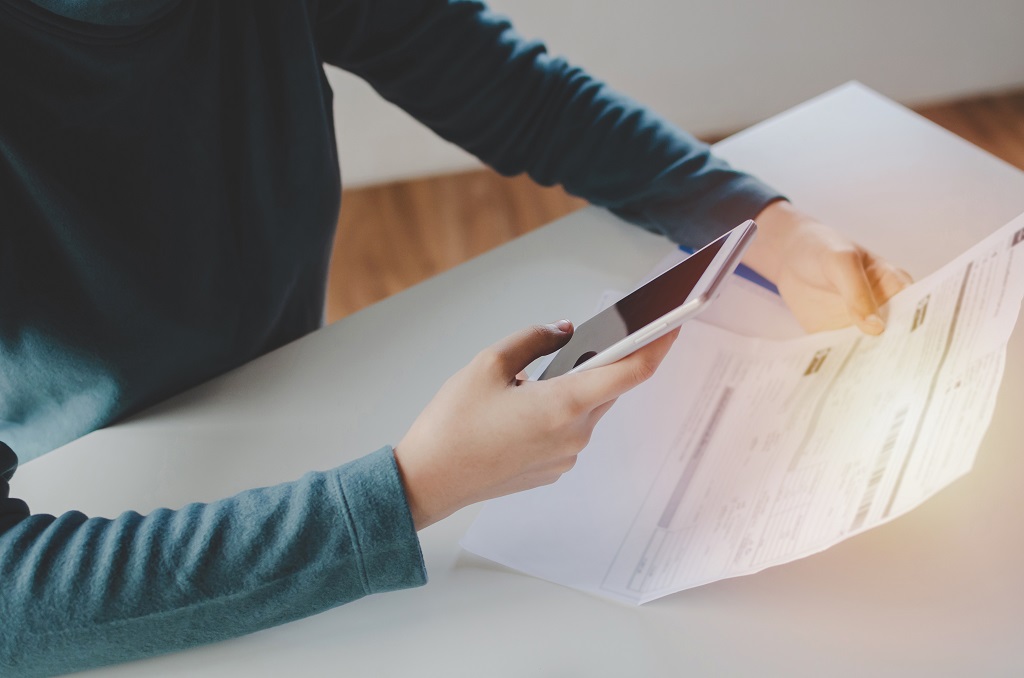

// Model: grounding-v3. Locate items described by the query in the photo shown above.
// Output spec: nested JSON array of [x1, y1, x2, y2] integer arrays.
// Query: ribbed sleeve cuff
[[657, 172, 785, 248], [332, 446, 428, 595], [612, 169, 785, 250], [698, 174, 786, 242]]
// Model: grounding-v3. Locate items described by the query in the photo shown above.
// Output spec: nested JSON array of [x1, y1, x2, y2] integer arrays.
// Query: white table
[[19, 83, 1024, 676]]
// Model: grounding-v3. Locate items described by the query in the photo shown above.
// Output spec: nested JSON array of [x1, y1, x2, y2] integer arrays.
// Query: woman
[[0, 0, 910, 674]]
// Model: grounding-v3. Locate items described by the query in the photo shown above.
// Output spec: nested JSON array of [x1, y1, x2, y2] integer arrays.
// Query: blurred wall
[[327, 0, 1024, 187]]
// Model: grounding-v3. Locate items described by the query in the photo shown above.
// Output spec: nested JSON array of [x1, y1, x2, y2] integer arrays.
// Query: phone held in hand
[[538, 220, 758, 380]]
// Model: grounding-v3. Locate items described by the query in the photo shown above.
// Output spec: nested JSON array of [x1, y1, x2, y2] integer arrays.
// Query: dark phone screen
[[539, 234, 727, 379]]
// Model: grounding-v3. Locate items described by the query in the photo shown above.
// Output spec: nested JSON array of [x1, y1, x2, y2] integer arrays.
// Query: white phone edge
[[562, 219, 758, 377]]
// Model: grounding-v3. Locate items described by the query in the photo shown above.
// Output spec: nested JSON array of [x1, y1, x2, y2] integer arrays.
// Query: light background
[[324, 0, 1024, 187]]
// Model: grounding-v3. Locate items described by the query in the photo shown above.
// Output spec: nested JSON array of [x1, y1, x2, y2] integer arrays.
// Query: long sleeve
[[0, 441, 427, 677], [314, 0, 784, 248]]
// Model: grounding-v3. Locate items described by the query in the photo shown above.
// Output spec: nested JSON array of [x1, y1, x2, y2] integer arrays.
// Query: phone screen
[[539, 234, 727, 379]]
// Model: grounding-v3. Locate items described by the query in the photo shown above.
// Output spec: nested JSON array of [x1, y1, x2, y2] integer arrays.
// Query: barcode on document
[[850, 406, 908, 531]]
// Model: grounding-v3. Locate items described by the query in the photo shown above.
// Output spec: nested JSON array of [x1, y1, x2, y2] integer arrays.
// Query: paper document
[[462, 213, 1024, 604]]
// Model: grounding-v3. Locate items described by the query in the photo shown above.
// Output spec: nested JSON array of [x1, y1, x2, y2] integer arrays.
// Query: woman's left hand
[[743, 200, 914, 335]]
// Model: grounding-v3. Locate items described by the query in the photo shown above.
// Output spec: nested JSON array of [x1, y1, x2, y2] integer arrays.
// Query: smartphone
[[537, 220, 758, 380]]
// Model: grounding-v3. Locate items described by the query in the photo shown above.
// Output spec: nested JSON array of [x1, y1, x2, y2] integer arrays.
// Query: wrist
[[392, 446, 432, 530], [744, 199, 802, 282], [393, 442, 463, 531]]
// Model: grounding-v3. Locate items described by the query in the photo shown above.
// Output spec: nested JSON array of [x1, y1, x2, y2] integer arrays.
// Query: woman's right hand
[[393, 320, 679, 530]]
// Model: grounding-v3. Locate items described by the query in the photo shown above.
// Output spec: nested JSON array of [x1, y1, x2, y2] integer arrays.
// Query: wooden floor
[[325, 88, 1024, 324]]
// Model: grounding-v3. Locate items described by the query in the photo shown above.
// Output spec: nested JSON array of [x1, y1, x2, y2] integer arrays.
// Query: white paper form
[[462, 212, 1024, 604]]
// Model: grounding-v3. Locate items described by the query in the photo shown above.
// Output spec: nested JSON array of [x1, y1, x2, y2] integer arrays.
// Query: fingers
[[561, 327, 680, 406], [867, 256, 914, 306], [823, 250, 885, 335], [481, 321, 573, 380], [587, 398, 617, 426]]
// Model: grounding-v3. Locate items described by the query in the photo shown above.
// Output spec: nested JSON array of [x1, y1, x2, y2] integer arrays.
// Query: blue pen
[[678, 244, 780, 295]]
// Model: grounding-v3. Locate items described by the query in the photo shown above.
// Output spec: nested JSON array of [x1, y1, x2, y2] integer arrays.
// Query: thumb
[[484, 321, 574, 379], [824, 250, 885, 335]]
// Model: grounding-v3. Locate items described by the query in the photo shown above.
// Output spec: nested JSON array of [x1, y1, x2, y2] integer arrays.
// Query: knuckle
[[562, 393, 589, 419], [473, 347, 503, 372], [564, 428, 591, 453], [631, 357, 657, 384], [540, 402, 576, 434], [549, 384, 588, 421], [833, 248, 863, 268], [538, 472, 560, 487]]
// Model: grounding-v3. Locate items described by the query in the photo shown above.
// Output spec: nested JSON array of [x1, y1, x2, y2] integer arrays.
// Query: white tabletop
[[18, 83, 1024, 676]]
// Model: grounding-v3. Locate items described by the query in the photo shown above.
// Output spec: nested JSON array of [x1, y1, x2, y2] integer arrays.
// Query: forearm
[[0, 445, 426, 677], [317, 0, 783, 246]]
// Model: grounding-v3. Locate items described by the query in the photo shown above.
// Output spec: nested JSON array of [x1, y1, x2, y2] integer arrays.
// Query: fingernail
[[553, 319, 573, 333], [864, 314, 884, 330]]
